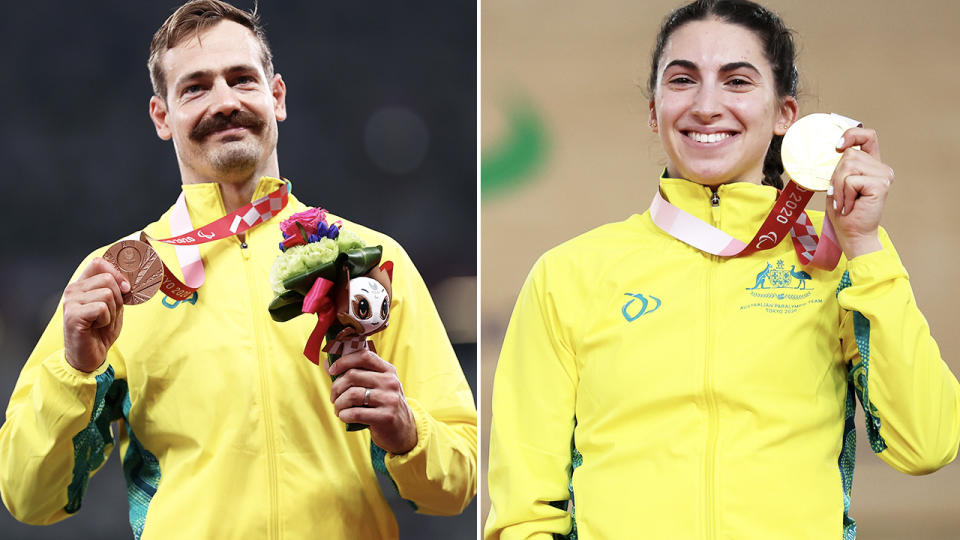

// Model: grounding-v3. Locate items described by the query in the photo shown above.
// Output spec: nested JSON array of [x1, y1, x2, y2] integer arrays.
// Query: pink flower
[[281, 207, 328, 239]]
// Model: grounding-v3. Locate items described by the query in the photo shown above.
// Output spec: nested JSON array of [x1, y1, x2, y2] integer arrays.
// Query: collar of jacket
[[658, 175, 781, 242], [176, 176, 287, 227]]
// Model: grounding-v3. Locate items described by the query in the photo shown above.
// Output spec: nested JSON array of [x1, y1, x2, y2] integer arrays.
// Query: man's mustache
[[190, 110, 265, 140]]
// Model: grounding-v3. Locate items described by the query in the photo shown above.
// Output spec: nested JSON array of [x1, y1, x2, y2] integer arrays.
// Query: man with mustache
[[0, 1, 477, 538]]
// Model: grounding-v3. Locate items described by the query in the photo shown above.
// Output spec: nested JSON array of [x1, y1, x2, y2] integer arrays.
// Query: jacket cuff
[[846, 246, 908, 287], [385, 397, 432, 466], [45, 351, 111, 384]]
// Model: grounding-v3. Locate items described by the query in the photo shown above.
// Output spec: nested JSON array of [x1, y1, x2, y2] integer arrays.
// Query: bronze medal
[[103, 240, 163, 305]]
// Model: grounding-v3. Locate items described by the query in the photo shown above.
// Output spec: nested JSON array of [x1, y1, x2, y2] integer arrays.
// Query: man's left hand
[[328, 350, 418, 454]]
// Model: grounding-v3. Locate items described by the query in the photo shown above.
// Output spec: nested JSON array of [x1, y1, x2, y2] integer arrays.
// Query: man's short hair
[[148, 0, 274, 101]]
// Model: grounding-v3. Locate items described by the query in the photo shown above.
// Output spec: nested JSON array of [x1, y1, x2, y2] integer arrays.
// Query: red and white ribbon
[[157, 183, 288, 245], [649, 180, 841, 270], [140, 182, 289, 300], [790, 210, 841, 268]]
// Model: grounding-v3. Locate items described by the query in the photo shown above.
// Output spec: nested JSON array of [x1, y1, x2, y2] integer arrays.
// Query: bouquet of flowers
[[268, 208, 394, 430]]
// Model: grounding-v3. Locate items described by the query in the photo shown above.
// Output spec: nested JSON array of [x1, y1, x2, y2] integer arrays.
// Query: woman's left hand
[[826, 127, 895, 259]]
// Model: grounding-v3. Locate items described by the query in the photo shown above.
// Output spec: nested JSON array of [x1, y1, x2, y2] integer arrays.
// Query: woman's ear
[[648, 99, 659, 133], [775, 96, 799, 136]]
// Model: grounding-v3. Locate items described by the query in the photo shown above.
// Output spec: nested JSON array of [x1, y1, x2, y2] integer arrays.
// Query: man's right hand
[[62, 258, 130, 373]]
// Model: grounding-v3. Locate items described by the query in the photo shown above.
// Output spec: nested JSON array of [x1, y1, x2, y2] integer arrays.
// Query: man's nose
[[208, 79, 242, 117]]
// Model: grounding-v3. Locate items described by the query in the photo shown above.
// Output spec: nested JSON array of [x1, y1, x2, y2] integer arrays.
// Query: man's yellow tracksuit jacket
[[0, 177, 477, 539]]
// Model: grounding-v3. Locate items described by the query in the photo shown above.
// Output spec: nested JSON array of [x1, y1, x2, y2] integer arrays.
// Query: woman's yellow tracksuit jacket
[[0, 177, 477, 539], [486, 177, 960, 539]]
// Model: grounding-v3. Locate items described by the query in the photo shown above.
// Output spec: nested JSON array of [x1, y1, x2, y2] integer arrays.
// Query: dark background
[[0, 1, 476, 538]]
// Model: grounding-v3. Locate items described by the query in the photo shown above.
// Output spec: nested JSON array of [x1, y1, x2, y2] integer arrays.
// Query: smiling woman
[[650, 19, 798, 186], [484, 1, 960, 539], [651, 19, 797, 186], [648, 1, 799, 188]]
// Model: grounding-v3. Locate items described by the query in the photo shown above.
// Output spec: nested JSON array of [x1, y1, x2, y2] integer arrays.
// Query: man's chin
[[210, 141, 260, 173], [209, 150, 261, 178]]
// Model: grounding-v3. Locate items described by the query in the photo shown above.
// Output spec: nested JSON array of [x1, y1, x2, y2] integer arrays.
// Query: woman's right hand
[[62, 258, 129, 373]]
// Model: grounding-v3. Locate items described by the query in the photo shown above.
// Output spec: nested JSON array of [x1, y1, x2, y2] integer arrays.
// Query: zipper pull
[[711, 189, 720, 207]]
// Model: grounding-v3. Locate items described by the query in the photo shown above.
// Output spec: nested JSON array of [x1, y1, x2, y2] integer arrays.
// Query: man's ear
[[149, 96, 172, 140], [271, 73, 287, 122]]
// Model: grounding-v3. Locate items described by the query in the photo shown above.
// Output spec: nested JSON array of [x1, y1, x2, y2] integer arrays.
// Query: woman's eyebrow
[[720, 61, 760, 75], [663, 59, 761, 75], [663, 59, 699, 72]]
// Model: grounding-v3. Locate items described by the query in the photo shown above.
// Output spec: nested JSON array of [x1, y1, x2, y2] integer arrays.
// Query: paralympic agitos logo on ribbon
[[621, 293, 661, 322]]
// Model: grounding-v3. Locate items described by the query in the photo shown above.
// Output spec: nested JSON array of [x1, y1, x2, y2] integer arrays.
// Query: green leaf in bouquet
[[268, 290, 306, 322], [342, 246, 383, 278], [295, 222, 310, 243], [282, 259, 340, 295]]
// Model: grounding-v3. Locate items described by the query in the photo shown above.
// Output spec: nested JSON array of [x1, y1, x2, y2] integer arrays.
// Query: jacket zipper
[[240, 234, 280, 540], [704, 187, 720, 540]]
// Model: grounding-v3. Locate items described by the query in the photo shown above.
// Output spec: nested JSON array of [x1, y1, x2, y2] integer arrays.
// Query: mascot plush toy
[[322, 263, 393, 356]]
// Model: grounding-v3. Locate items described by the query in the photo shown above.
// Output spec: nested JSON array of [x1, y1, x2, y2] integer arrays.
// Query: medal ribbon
[[141, 182, 289, 300], [649, 180, 841, 270]]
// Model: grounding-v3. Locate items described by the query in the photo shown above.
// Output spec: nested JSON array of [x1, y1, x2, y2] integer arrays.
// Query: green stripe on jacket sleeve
[[836, 271, 888, 454], [66, 365, 126, 514]]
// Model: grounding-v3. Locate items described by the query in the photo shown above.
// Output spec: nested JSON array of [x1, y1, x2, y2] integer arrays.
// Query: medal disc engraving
[[104, 240, 163, 305], [781, 113, 858, 192]]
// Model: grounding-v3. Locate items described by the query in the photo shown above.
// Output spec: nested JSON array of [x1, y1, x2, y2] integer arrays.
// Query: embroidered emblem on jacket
[[161, 292, 199, 309], [622, 293, 661, 321], [746, 260, 812, 291], [740, 260, 822, 314]]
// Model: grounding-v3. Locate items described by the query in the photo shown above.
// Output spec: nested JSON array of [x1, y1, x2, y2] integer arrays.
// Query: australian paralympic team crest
[[741, 259, 823, 314]]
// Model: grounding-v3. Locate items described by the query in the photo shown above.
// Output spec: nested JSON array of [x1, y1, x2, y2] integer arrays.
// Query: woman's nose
[[691, 85, 722, 122]]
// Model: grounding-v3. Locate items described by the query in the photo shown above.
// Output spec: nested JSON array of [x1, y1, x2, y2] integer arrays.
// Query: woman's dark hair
[[648, 0, 798, 188]]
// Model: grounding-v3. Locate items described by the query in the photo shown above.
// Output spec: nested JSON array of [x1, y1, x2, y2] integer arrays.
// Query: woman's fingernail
[[826, 185, 834, 196], [121, 281, 131, 293], [832, 200, 837, 211], [836, 137, 844, 149]]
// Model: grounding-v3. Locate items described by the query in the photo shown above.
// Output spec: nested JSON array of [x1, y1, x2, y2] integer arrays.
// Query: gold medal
[[781, 113, 861, 192]]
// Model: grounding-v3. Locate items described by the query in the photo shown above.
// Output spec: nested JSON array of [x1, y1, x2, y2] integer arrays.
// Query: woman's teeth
[[687, 132, 732, 143]]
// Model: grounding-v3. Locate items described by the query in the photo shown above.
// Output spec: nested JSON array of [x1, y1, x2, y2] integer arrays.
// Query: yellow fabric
[[485, 176, 960, 539], [0, 177, 477, 539]]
